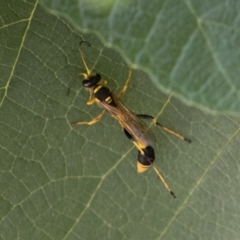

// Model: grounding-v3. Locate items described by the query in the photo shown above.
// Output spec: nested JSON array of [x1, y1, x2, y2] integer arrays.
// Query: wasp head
[[82, 73, 101, 88]]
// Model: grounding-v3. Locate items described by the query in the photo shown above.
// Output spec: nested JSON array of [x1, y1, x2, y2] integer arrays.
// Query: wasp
[[71, 41, 191, 198]]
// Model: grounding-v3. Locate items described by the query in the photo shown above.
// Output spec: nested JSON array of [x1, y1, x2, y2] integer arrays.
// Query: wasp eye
[[82, 80, 92, 88]]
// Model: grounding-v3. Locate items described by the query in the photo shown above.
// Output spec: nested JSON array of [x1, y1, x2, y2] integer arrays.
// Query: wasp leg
[[86, 93, 95, 105], [137, 114, 191, 143], [117, 68, 133, 98], [71, 110, 105, 126]]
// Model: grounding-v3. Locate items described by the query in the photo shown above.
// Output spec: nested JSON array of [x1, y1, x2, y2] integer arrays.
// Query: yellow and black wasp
[[71, 41, 191, 198]]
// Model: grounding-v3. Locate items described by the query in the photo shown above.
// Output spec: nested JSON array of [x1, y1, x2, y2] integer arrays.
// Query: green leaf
[[1, 3, 240, 240], [39, 0, 240, 114]]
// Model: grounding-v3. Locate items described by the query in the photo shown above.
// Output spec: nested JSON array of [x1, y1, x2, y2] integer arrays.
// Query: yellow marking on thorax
[[93, 85, 102, 93]]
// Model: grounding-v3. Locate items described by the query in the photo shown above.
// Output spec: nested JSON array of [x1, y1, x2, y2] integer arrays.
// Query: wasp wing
[[99, 92, 156, 147]]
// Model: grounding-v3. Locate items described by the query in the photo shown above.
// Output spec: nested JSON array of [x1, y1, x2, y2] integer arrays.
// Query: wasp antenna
[[148, 160, 176, 199], [79, 40, 91, 76], [80, 40, 91, 47]]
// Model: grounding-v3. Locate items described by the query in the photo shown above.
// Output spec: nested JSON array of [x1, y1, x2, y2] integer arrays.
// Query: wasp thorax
[[82, 73, 101, 88]]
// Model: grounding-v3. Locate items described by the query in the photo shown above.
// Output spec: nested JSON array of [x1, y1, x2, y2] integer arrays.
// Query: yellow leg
[[154, 119, 191, 143], [117, 68, 133, 98], [150, 162, 176, 199], [136, 114, 191, 143], [132, 141, 145, 154], [87, 96, 95, 105], [71, 110, 105, 126]]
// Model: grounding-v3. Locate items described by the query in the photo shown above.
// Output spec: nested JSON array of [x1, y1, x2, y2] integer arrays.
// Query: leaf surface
[[39, 0, 240, 114]]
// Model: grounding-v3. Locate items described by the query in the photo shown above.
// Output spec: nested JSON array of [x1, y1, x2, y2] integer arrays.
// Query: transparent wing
[[99, 93, 156, 146]]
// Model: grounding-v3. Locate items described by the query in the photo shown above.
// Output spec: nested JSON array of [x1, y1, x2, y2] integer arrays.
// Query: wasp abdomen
[[138, 146, 155, 165], [137, 146, 155, 173]]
